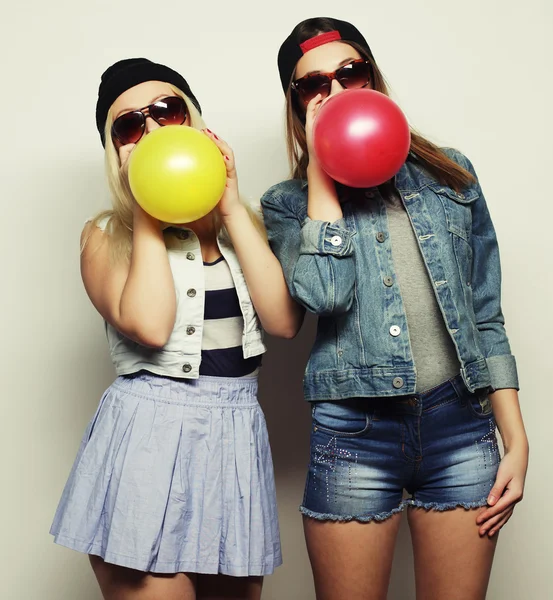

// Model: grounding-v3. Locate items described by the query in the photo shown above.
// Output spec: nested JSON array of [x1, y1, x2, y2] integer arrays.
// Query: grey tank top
[[384, 186, 460, 392]]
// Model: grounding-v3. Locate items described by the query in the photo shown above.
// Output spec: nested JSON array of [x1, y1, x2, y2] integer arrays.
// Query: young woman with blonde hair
[[51, 58, 302, 600]]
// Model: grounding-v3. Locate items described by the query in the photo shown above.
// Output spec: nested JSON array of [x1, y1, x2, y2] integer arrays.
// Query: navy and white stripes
[[200, 257, 261, 377]]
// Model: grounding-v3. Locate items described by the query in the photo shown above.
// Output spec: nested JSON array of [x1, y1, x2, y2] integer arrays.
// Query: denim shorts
[[301, 376, 500, 522]]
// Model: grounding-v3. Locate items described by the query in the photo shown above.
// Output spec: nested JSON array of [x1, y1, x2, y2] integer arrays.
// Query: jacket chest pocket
[[434, 186, 479, 286], [435, 186, 478, 242]]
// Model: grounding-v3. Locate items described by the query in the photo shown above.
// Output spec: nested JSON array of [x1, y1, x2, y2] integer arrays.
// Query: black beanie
[[96, 58, 201, 146], [277, 17, 374, 92]]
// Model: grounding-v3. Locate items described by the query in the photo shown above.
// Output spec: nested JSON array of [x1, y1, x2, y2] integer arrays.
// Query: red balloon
[[313, 89, 411, 188]]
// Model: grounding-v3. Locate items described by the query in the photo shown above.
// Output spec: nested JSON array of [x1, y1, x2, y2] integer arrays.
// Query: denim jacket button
[[393, 377, 404, 389], [187, 288, 197, 298], [186, 252, 195, 261], [384, 276, 394, 287], [176, 229, 189, 240], [376, 232, 386, 243], [390, 325, 401, 337], [330, 235, 343, 247], [182, 363, 192, 373], [186, 326, 196, 335]]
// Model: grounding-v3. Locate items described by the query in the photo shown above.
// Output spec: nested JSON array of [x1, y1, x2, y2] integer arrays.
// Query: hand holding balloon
[[312, 89, 411, 188], [202, 129, 242, 219], [305, 93, 324, 158], [128, 126, 227, 224]]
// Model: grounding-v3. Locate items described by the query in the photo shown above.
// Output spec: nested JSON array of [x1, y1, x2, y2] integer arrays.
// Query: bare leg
[[196, 574, 263, 600], [408, 507, 497, 600], [89, 555, 197, 600], [303, 513, 402, 600]]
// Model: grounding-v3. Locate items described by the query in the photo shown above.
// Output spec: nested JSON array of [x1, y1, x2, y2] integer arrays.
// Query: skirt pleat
[[50, 374, 281, 576]]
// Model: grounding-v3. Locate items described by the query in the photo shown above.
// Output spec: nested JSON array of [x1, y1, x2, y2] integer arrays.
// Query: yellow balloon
[[128, 126, 227, 224]]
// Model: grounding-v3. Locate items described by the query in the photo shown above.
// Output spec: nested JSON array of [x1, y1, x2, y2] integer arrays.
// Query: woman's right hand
[[118, 143, 136, 179], [305, 93, 323, 160], [304, 94, 341, 220], [117, 143, 163, 229]]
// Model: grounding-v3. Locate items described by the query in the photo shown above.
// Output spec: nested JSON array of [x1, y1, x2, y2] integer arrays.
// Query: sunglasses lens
[[150, 96, 187, 126], [337, 60, 371, 89], [112, 112, 145, 145], [296, 75, 331, 105]]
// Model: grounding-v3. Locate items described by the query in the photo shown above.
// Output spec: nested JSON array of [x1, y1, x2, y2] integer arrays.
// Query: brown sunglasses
[[292, 59, 372, 106], [111, 96, 188, 145]]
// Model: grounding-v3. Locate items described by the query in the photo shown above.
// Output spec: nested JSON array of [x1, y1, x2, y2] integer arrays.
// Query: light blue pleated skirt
[[50, 374, 282, 576]]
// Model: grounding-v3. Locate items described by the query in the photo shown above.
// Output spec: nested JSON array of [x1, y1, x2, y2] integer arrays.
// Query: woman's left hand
[[203, 129, 241, 218], [476, 443, 528, 537]]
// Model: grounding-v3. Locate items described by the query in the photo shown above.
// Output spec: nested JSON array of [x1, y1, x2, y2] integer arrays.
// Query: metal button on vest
[[186, 252, 195, 261], [392, 377, 404, 389], [330, 235, 342, 247], [384, 276, 394, 287], [182, 363, 192, 373], [187, 289, 196, 298], [176, 230, 189, 240], [376, 232, 386, 243], [390, 325, 401, 337], [186, 326, 195, 335]]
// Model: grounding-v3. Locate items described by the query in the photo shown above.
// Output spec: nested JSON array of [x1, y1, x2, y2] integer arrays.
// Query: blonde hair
[[83, 84, 265, 262]]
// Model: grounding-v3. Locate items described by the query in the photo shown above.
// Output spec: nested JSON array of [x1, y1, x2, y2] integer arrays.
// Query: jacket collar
[[298, 154, 439, 195]]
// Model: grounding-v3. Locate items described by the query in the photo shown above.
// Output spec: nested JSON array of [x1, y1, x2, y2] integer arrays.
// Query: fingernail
[[207, 128, 219, 139], [488, 495, 496, 505], [224, 155, 230, 160]]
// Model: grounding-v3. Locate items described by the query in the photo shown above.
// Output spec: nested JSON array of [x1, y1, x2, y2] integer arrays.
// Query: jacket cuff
[[486, 354, 519, 391], [299, 218, 354, 256]]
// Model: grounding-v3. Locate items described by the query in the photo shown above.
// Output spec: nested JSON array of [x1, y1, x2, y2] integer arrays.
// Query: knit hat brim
[[96, 58, 201, 146]]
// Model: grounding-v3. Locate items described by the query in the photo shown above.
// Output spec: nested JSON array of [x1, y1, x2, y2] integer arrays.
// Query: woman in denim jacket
[[261, 17, 529, 600], [51, 58, 302, 600]]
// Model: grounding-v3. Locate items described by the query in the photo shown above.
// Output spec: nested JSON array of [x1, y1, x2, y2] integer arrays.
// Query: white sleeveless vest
[[105, 227, 266, 379]]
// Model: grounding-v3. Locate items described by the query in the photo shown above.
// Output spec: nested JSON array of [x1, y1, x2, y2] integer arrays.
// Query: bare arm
[[81, 203, 176, 348], [203, 129, 303, 338], [476, 388, 529, 537], [222, 203, 304, 338], [490, 389, 528, 454]]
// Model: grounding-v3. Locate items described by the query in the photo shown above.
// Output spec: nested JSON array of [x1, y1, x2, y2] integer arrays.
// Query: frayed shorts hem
[[300, 504, 406, 523], [404, 497, 488, 512], [300, 497, 488, 523], [52, 534, 281, 577]]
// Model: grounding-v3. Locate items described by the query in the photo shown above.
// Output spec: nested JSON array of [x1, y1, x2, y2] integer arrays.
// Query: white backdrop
[[2, 1, 552, 598]]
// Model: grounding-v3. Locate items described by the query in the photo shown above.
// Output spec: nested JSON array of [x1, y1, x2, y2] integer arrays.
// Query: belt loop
[[449, 374, 465, 399]]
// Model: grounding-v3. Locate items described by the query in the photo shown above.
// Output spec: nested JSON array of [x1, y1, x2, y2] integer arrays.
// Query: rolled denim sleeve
[[261, 185, 356, 316], [450, 150, 519, 390], [300, 217, 355, 256]]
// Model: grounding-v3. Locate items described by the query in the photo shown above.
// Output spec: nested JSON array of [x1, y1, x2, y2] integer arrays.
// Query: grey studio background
[[1, 0, 551, 598]]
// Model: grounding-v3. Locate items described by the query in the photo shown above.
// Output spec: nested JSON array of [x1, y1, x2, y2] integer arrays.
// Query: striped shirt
[[200, 256, 261, 378]]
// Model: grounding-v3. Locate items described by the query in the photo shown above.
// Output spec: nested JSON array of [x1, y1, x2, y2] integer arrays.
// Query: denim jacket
[[261, 149, 518, 401], [106, 228, 266, 380]]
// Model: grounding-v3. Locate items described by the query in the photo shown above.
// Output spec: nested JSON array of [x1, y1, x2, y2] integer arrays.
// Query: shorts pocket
[[464, 389, 494, 420], [312, 399, 372, 437]]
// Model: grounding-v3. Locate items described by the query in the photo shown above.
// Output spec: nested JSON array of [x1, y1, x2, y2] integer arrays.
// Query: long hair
[[83, 85, 266, 262], [285, 18, 475, 192]]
